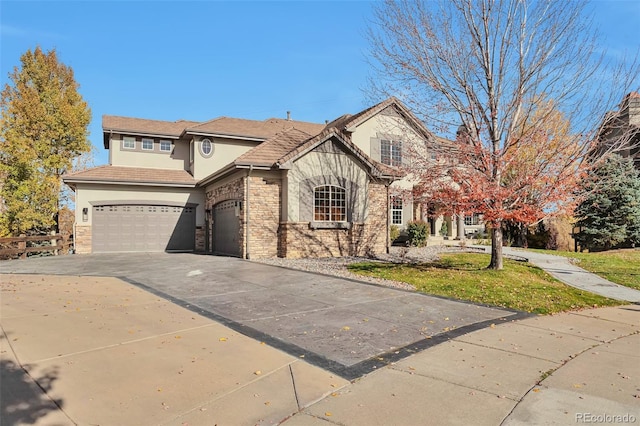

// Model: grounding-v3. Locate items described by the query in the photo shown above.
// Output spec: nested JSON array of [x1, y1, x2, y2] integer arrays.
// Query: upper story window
[[200, 139, 213, 157], [142, 138, 154, 151], [391, 196, 403, 225], [123, 136, 135, 150], [314, 185, 346, 222], [381, 139, 402, 167], [159, 140, 172, 152]]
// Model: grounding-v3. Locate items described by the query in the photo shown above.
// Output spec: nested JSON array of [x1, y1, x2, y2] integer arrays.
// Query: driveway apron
[[1, 253, 526, 379]]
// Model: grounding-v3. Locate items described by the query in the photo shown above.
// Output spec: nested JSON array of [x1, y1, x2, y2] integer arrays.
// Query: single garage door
[[214, 200, 241, 256], [92, 204, 195, 253]]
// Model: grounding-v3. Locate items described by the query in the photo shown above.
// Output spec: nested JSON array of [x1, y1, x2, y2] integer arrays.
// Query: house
[[63, 98, 476, 258], [595, 92, 640, 170]]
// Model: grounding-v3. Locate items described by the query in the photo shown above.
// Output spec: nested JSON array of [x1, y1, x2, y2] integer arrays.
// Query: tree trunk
[[488, 225, 504, 270]]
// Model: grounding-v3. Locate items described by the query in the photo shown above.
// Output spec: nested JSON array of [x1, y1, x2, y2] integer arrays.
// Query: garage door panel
[[214, 200, 240, 257], [92, 204, 195, 253]]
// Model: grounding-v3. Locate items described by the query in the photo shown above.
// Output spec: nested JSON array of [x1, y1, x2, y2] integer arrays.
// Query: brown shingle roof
[[234, 126, 402, 179], [186, 117, 325, 140], [103, 116, 198, 137], [63, 165, 197, 186], [235, 128, 314, 167], [326, 97, 440, 142]]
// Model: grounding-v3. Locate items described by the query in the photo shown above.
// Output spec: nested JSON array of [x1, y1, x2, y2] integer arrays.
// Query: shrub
[[440, 222, 448, 237], [407, 220, 429, 247], [390, 224, 400, 243]]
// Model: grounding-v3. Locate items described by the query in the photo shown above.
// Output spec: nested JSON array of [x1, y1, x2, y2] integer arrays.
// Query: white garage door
[[92, 204, 195, 253], [214, 200, 241, 257]]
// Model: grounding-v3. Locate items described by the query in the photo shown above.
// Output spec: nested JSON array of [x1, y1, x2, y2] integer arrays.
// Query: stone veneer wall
[[279, 181, 388, 258], [205, 176, 246, 256], [247, 176, 281, 259], [75, 225, 92, 254], [195, 226, 205, 252], [362, 182, 388, 255]]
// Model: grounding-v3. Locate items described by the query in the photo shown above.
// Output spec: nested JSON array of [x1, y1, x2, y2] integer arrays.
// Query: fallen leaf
[[490, 324, 496, 329], [264, 401, 270, 406], [219, 337, 227, 342], [532, 388, 540, 393], [342, 326, 351, 331], [254, 370, 262, 376], [325, 412, 332, 417]]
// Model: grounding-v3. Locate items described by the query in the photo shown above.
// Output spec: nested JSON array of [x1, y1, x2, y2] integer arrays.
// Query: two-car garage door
[[92, 204, 195, 253]]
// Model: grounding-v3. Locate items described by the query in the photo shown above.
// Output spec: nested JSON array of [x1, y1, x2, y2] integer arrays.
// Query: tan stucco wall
[[286, 146, 369, 222], [350, 112, 423, 160], [192, 137, 259, 180], [349, 109, 425, 221], [109, 133, 190, 170], [73, 183, 205, 226]]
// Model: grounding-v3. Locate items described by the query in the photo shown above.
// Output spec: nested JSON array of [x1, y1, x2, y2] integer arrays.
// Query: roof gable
[[329, 97, 438, 143]]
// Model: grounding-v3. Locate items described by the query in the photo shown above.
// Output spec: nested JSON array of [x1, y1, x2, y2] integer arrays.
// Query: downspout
[[245, 165, 253, 259], [386, 182, 391, 254], [73, 221, 77, 254]]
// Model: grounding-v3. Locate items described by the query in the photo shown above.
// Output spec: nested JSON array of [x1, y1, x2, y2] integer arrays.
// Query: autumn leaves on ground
[[348, 252, 637, 315]]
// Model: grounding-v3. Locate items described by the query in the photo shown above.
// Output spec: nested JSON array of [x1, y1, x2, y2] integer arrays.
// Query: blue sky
[[2, 0, 639, 166]]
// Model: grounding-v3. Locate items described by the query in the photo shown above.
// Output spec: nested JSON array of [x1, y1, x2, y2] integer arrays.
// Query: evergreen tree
[[575, 155, 640, 251], [0, 47, 91, 236]]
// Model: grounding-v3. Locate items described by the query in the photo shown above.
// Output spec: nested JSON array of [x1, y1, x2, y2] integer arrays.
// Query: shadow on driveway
[[1, 253, 529, 379]]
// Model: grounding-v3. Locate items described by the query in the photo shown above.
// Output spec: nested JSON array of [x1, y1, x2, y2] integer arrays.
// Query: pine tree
[[575, 155, 640, 251], [0, 47, 91, 236]]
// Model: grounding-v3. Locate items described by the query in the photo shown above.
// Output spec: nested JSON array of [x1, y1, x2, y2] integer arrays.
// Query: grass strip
[[348, 253, 622, 314]]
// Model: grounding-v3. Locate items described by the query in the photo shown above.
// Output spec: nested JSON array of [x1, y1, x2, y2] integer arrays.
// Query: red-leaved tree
[[368, 0, 638, 269]]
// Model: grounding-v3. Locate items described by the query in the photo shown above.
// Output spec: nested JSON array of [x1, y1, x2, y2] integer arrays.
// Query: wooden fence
[[0, 233, 73, 260]]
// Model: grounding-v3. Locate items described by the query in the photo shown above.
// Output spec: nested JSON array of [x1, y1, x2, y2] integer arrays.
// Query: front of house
[[64, 98, 481, 258]]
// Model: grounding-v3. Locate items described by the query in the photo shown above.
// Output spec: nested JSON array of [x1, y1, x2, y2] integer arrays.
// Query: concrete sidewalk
[[1, 274, 350, 425], [498, 247, 640, 303], [2, 273, 639, 425]]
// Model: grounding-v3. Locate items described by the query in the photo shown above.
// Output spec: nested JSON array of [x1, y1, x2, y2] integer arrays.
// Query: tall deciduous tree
[[368, 0, 638, 269], [575, 154, 640, 251], [0, 47, 91, 236]]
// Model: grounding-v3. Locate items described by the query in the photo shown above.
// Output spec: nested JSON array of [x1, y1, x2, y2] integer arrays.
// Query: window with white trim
[[464, 213, 481, 226], [314, 185, 346, 222], [160, 140, 172, 152], [200, 138, 213, 157], [123, 136, 135, 149], [381, 139, 402, 166], [391, 196, 403, 225], [142, 138, 154, 150]]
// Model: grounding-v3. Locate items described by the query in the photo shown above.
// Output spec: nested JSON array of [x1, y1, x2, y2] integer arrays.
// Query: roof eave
[[103, 128, 182, 139], [62, 178, 197, 188], [185, 130, 267, 142]]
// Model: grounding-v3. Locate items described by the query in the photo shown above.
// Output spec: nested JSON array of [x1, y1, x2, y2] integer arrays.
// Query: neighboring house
[[595, 91, 640, 170], [63, 98, 475, 257]]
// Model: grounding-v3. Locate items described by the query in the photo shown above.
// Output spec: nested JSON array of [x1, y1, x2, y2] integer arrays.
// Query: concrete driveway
[[1, 253, 525, 379]]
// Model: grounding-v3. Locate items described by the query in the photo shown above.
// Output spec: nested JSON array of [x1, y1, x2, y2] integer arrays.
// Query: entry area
[[92, 204, 195, 253]]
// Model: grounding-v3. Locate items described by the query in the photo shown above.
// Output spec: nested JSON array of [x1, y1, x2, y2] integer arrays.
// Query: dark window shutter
[[370, 137, 381, 162]]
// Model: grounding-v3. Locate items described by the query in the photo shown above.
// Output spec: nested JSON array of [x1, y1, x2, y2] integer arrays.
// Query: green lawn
[[348, 253, 622, 315], [533, 249, 640, 291]]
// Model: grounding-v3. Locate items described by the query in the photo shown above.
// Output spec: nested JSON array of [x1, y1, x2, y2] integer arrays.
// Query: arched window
[[314, 185, 346, 222]]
